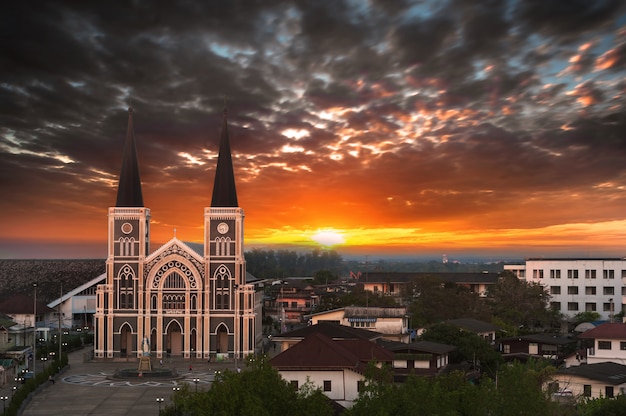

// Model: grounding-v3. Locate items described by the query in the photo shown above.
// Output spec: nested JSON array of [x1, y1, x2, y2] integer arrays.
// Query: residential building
[[381, 339, 455, 379], [504, 258, 626, 320], [308, 306, 410, 342], [358, 272, 498, 298], [264, 279, 320, 326], [552, 362, 626, 399], [270, 332, 393, 408], [498, 334, 575, 362], [271, 321, 382, 353], [94, 108, 262, 360], [0, 294, 56, 345], [578, 322, 626, 365]]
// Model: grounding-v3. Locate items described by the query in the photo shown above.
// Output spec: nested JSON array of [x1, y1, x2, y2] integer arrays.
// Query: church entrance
[[217, 325, 228, 355], [166, 322, 183, 356], [120, 324, 132, 358]]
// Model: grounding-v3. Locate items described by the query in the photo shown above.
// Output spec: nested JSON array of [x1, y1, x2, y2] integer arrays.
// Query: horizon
[[2, 2, 625, 260]]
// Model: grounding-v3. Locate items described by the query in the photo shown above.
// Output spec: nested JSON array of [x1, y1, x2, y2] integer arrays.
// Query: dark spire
[[211, 108, 239, 207], [115, 106, 144, 207]]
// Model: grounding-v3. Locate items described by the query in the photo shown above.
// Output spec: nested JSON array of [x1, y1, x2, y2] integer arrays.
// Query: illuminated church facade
[[94, 107, 261, 360]]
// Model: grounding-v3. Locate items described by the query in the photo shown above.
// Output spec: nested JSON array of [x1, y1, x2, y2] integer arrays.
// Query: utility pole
[[33, 283, 37, 376]]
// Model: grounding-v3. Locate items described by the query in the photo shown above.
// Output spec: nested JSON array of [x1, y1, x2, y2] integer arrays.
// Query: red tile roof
[[270, 332, 393, 373], [578, 323, 626, 340]]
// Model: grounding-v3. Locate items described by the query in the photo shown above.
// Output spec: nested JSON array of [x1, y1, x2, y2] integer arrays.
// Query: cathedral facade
[[94, 108, 260, 360]]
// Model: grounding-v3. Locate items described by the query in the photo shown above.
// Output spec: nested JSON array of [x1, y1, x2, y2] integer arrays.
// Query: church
[[94, 107, 261, 360]]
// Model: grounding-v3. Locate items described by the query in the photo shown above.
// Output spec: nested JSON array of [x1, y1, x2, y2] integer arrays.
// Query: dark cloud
[[1, 0, 625, 257]]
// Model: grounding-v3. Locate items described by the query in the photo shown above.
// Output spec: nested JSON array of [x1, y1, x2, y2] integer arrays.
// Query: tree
[[573, 311, 601, 326], [163, 355, 333, 416], [489, 271, 560, 332]]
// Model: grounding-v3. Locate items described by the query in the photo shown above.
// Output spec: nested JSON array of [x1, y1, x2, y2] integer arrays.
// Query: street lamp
[[1, 396, 8, 413], [193, 377, 200, 392], [40, 356, 47, 370], [156, 397, 164, 415], [33, 283, 37, 376], [172, 386, 180, 411]]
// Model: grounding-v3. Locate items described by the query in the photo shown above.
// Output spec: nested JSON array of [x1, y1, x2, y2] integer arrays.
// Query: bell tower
[[96, 107, 150, 358], [204, 109, 253, 358]]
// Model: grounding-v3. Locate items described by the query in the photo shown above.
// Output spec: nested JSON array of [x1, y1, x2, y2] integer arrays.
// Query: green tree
[[573, 311, 601, 326], [163, 355, 333, 416], [489, 271, 560, 332]]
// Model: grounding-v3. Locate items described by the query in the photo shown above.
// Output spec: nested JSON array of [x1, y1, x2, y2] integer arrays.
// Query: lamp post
[[1, 396, 8, 413], [172, 386, 180, 412], [41, 356, 47, 371], [156, 397, 164, 415], [33, 283, 37, 376], [193, 377, 200, 392]]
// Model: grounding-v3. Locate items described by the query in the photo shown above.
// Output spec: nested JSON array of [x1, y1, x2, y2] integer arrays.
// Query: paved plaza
[[0, 349, 237, 416]]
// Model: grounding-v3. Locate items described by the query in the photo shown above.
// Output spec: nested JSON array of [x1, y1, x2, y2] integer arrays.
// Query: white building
[[504, 258, 626, 320]]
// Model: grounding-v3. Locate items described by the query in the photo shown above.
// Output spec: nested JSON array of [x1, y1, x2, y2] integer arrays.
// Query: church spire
[[211, 108, 238, 207], [115, 106, 144, 207]]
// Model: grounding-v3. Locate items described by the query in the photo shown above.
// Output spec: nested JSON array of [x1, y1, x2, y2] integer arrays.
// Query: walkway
[[13, 349, 236, 416]]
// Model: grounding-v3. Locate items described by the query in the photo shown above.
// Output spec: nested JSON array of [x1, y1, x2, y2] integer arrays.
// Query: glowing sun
[[311, 229, 345, 246]]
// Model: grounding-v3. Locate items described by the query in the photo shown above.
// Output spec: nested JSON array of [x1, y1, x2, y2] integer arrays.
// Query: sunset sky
[[1, 1, 626, 260]]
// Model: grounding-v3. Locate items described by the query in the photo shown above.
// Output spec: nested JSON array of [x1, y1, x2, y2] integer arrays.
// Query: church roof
[[211, 109, 238, 207], [115, 106, 144, 207]]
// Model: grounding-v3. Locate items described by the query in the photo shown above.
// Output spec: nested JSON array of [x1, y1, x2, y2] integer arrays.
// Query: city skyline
[[1, 1, 626, 260]]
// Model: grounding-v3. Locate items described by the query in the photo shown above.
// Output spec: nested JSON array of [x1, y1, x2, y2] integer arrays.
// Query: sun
[[311, 229, 345, 246]]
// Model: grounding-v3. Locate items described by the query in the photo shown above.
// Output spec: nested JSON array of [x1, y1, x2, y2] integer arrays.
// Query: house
[[445, 318, 501, 343], [498, 334, 575, 362], [270, 332, 393, 408], [552, 362, 626, 399], [578, 322, 626, 365], [504, 258, 626, 320], [381, 339, 455, 379], [0, 313, 17, 353], [358, 272, 498, 298], [0, 294, 56, 345], [264, 278, 320, 326], [271, 321, 382, 353], [308, 306, 410, 343], [47, 273, 105, 331]]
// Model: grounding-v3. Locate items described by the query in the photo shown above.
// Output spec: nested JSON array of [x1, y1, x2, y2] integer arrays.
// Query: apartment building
[[504, 259, 626, 320]]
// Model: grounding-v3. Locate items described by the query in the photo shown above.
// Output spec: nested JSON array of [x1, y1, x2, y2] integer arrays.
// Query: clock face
[[217, 222, 229, 234], [121, 222, 133, 234]]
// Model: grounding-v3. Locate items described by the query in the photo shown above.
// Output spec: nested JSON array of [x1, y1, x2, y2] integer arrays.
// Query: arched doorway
[[120, 323, 133, 358], [217, 324, 228, 355], [166, 321, 183, 357]]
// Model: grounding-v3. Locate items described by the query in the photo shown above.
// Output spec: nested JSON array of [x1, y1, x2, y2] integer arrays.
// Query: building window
[[357, 380, 365, 392], [323, 380, 332, 392], [606, 386, 614, 398], [290, 380, 298, 390], [603, 270, 615, 279], [622, 270, 626, 279], [598, 341, 612, 350], [621, 342, 626, 351], [503, 344, 511, 353], [373, 286, 379, 292], [567, 302, 578, 311], [585, 287, 596, 295], [533, 269, 544, 279], [585, 269, 597, 279], [583, 385, 591, 397], [567, 270, 579, 279], [585, 303, 596, 312], [550, 302, 561, 310], [550, 286, 561, 295], [603, 287, 615, 295], [550, 270, 561, 279], [567, 286, 578, 295], [604, 303, 613, 312]]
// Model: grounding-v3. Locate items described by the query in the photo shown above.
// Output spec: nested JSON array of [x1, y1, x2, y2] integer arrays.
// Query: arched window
[[118, 265, 135, 309]]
